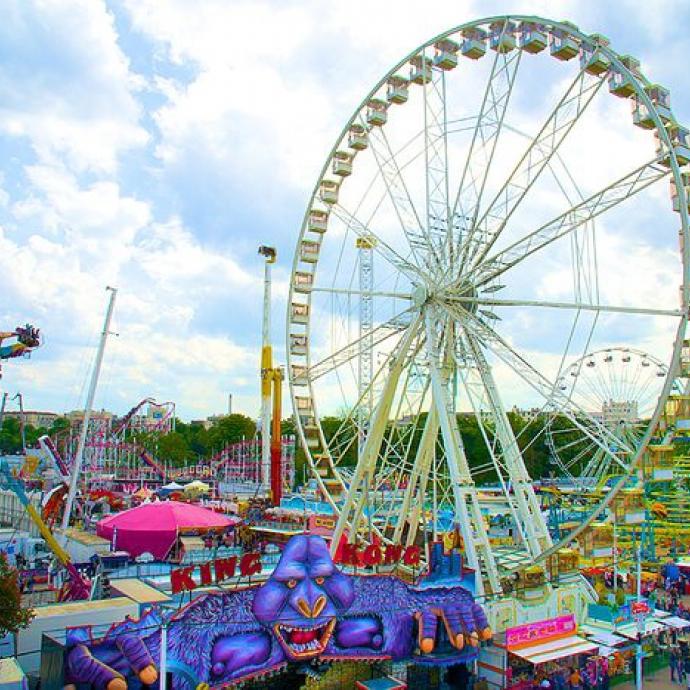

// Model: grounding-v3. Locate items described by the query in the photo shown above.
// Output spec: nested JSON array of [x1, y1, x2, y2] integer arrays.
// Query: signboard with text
[[506, 614, 576, 650], [631, 601, 650, 616]]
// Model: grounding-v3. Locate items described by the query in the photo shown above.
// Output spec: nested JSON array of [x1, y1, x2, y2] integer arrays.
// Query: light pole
[[62, 287, 117, 533], [258, 246, 276, 498], [635, 544, 643, 690]]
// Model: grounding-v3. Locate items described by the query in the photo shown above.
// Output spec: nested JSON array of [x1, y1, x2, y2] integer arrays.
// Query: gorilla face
[[252, 535, 354, 660]]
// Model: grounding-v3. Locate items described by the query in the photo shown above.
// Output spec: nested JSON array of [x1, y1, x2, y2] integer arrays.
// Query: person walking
[[683, 653, 690, 689], [671, 646, 679, 683]]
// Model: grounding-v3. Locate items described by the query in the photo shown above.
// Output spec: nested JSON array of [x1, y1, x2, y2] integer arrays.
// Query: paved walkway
[[615, 666, 678, 690]]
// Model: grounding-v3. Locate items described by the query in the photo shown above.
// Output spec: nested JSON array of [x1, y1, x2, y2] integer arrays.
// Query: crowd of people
[[669, 643, 690, 686]]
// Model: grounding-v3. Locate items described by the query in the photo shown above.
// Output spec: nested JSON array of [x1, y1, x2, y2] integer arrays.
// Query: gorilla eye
[[286, 579, 298, 589], [314, 576, 325, 585]]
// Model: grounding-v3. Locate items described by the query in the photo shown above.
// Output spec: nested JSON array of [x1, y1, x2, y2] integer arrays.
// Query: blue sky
[[0, 0, 689, 421]]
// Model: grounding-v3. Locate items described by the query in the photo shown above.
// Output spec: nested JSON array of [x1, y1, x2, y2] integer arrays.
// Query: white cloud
[[0, 0, 147, 173], [3, 0, 690, 426], [0, 163, 263, 418]]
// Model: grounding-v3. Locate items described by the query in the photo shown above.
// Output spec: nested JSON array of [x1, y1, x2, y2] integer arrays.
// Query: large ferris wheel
[[287, 16, 690, 595]]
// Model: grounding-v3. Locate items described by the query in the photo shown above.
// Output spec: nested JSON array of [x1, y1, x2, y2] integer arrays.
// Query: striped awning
[[510, 635, 598, 665]]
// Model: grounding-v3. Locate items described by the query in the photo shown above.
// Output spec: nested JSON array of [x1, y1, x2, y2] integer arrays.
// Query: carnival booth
[[481, 615, 600, 690]]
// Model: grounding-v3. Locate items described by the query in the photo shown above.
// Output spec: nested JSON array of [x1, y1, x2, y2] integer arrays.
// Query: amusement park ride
[[285, 14, 690, 626], [0, 324, 40, 379]]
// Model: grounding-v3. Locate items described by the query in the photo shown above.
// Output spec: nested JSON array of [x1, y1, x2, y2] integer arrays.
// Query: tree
[[0, 555, 33, 638], [156, 432, 190, 467], [0, 417, 22, 454], [208, 414, 256, 450]]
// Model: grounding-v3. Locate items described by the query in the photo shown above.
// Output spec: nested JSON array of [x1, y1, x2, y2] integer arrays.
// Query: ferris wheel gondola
[[287, 15, 690, 593]]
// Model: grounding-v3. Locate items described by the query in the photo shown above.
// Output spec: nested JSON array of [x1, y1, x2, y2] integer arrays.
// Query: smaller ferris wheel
[[546, 347, 675, 487]]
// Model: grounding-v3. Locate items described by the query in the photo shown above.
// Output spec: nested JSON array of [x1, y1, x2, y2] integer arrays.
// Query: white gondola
[[519, 22, 547, 53], [308, 208, 329, 233], [433, 38, 459, 70], [549, 26, 579, 61], [299, 240, 320, 264], [366, 98, 388, 126], [293, 271, 314, 293], [332, 150, 354, 177], [631, 97, 654, 130], [409, 54, 433, 84], [631, 85, 671, 130], [656, 124, 690, 167], [290, 302, 310, 324], [579, 34, 610, 75], [291, 364, 308, 386], [386, 75, 409, 104], [290, 333, 308, 356], [319, 179, 340, 204], [348, 124, 368, 150], [461, 27, 486, 59], [304, 423, 320, 449], [670, 172, 690, 214], [608, 55, 640, 98], [488, 20, 517, 53], [295, 395, 312, 413], [646, 84, 672, 123]]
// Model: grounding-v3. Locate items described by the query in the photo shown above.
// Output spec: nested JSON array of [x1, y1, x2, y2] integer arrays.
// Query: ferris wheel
[[287, 15, 690, 594], [546, 347, 677, 487]]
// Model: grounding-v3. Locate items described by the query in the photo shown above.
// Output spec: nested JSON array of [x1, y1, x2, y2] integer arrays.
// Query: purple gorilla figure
[[65, 535, 491, 689], [200, 535, 491, 684]]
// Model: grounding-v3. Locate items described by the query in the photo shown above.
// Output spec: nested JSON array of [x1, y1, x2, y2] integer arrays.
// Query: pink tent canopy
[[96, 501, 237, 559]]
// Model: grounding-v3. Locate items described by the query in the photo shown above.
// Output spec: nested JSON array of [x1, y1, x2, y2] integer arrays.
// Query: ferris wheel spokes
[[365, 124, 429, 270], [451, 43, 522, 268], [469, 157, 670, 288], [445, 293, 683, 319], [466, 65, 606, 273], [458, 345, 535, 557], [421, 54, 452, 283], [392, 406, 438, 546], [329, 203, 420, 278], [306, 307, 414, 381]]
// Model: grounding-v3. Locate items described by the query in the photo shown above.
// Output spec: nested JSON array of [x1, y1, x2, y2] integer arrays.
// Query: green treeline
[[1, 409, 586, 484]]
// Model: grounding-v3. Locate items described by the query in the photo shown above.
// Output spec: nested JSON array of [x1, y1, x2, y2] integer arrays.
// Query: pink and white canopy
[[96, 501, 237, 559]]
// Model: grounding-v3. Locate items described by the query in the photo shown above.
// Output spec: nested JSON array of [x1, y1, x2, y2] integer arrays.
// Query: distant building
[[190, 419, 213, 430], [601, 399, 638, 424], [4, 410, 59, 429], [67, 409, 114, 434]]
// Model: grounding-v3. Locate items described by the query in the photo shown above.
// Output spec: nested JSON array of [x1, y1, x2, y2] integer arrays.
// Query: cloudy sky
[[1, 0, 689, 421]]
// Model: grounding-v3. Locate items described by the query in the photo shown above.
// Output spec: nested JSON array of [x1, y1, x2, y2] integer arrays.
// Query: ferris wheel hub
[[443, 283, 479, 316], [412, 284, 429, 308]]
